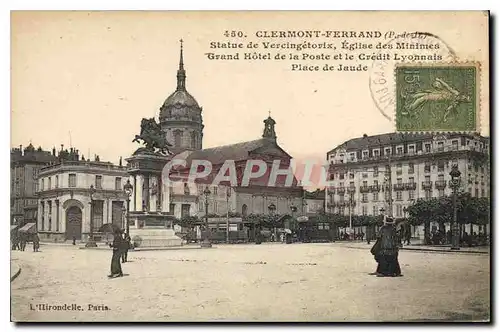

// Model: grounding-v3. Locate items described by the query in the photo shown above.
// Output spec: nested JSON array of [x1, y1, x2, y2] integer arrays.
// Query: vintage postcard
[[10, 11, 490, 322]]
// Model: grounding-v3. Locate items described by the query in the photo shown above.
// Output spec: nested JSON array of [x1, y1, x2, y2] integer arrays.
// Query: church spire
[[176, 39, 186, 91], [262, 113, 277, 141]]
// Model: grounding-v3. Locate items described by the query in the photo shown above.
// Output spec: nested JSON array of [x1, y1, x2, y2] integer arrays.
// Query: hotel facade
[[325, 132, 490, 220]]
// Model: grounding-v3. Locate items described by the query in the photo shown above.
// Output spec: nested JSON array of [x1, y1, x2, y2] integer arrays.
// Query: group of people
[[108, 229, 132, 278], [11, 232, 40, 252], [370, 217, 403, 277]]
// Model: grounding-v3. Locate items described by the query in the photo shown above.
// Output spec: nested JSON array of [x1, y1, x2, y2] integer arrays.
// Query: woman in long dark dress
[[109, 230, 123, 278], [373, 217, 402, 277]]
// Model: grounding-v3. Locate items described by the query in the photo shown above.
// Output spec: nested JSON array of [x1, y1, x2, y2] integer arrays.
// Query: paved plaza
[[11, 243, 490, 322]]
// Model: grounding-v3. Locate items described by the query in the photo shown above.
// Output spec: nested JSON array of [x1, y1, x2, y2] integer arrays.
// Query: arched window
[[191, 132, 197, 149], [174, 130, 182, 147]]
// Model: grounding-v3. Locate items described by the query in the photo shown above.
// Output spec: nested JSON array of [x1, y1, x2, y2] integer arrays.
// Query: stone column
[[157, 174, 162, 212], [102, 198, 108, 227], [136, 175, 143, 212], [55, 200, 60, 232], [37, 201, 43, 231], [150, 175, 157, 212], [133, 175, 137, 211], [59, 201, 65, 233], [162, 181, 170, 212], [143, 174, 150, 212]]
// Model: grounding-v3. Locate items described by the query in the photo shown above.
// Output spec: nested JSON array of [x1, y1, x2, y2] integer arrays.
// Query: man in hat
[[372, 215, 402, 277]]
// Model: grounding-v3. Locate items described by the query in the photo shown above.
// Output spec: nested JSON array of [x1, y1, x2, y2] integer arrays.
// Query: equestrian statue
[[132, 118, 172, 155]]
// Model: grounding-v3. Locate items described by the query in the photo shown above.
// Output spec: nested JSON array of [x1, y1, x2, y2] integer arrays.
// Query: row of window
[[40, 175, 123, 191], [332, 138, 486, 162]]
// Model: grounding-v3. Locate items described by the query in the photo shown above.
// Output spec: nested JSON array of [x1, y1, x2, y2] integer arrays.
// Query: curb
[[78, 246, 206, 251], [345, 246, 489, 255], [10, 263, 21, 282]]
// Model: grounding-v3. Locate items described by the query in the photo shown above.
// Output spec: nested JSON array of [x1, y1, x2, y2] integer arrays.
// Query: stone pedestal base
[[129, 228, 182, 248]]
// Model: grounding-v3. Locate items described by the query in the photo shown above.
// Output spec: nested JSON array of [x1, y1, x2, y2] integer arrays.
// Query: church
[[125, 41, 305, 243]]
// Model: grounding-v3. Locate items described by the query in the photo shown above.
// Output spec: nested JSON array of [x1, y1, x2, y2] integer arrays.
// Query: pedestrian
[[108, 229, 124, 278], [32, 233, 40, 252], [19, 234, 26, 251], [121, 232, 131, 263], [371, 217, 402, 277], [72, 236, 76, 245]]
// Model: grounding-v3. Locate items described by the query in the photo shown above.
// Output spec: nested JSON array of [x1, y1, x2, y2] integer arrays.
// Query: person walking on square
[[121, 232, 131, 263], [32, 233, 40, 252], [108, 229, 124, 278], [372, 216, 402, 277]]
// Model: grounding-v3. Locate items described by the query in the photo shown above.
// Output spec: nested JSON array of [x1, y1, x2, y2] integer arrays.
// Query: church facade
[[126, 41, 305, 225]]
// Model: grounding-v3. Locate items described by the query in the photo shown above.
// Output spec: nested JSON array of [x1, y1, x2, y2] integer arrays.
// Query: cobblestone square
[[11, 243, 490, 322]]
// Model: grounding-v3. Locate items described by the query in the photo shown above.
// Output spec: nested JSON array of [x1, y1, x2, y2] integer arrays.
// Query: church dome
[[162, 90, 199, 109]]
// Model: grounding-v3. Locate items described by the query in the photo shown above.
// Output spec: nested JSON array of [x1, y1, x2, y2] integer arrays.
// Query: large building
[[36, 148, 128, 242], [10, 144, 58, 226], [170, 116, 305, 221], [144, 42, 306, 223], [325, 132, 490, 219]]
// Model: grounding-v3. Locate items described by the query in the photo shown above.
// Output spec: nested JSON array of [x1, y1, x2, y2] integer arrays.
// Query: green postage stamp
[[395, 63, 480, 132]]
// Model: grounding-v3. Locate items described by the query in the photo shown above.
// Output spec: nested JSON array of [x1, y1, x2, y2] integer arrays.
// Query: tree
[[407, 198, 440, 244]]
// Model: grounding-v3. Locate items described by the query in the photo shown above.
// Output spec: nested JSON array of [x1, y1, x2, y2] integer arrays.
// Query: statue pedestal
[[126, 149, 179, 248], [129, 227, 182, 248]]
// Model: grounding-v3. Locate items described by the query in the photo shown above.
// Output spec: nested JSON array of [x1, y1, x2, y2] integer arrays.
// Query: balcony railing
[[346, 187, 356, 193], [359, 186, 371, 193], [336, 187, 346, 194], [422, 181, 433, 189], [404, 182, 417, 190], [370, 184, 381, 192], [435, 180, 447, 189], [393, 183, 405, 191]]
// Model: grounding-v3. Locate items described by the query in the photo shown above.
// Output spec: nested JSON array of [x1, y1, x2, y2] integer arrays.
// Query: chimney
[[52, 147, 56, 156], [363, 134, 368, 138]]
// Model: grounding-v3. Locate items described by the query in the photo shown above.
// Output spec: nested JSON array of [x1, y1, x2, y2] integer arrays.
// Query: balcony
[[336, 187, 346, 194], [346, 187, 356, 193], [404, 182, 417, 190], [393, 183, 405, 191], [359, 186, 371, 193], [422, 181, 433, 189], [370, 184, 381, 192], [435, 180, 447, 189]]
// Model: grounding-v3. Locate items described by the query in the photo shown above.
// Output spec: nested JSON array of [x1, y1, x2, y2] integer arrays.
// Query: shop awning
[[19, 223, 36, 233]]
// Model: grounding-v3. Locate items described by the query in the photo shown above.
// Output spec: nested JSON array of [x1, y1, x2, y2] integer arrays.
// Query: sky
[[11, 11, 489, 168]]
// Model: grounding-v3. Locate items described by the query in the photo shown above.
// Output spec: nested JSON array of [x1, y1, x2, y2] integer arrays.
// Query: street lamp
[[201, 187, 212, 248], [268, 203, 277, 242], [348, 191, 355, 240], [85, 184, 97, 247], [449, 164, 461, 250], [123, 179, 133, 235]]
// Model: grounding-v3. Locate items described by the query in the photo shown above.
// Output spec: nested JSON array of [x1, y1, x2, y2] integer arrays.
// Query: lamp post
[[123, 179, 133, 235], [289, 203, 298, 244], [268, 203, 277, 242], [85, 185, 97, 247], [201, 187, 212, 248], [226, 187, 231, 244], [449, 164, 461, 250], [348, 190, 355, 240]]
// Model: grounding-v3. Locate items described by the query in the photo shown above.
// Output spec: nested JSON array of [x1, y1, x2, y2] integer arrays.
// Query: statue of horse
[[132, 118, 172, 155]]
